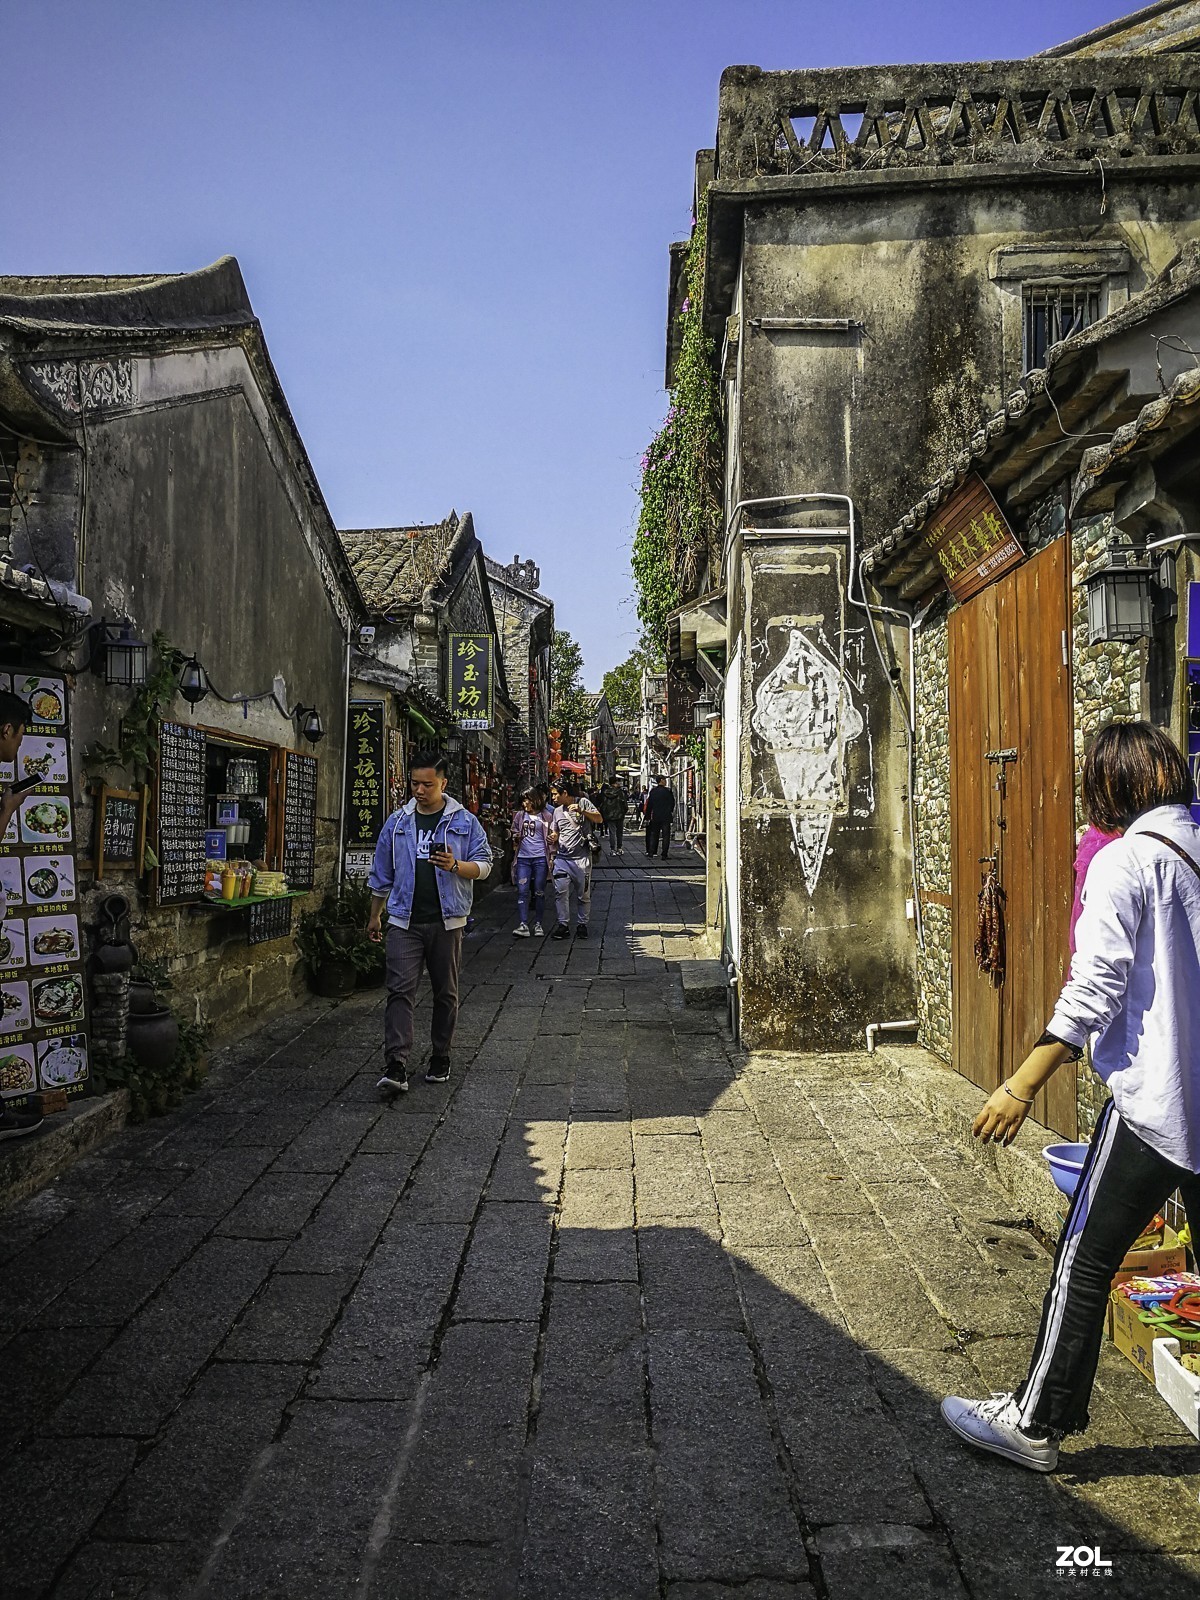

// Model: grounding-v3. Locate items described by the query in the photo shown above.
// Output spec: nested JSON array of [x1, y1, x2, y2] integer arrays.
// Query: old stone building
[[668, 4, 1200, 1051], [0, 257, 358, 1086], [866, 246, 1200, 1136], [484, 554, 554, 783], [338, 513, 518, 871]]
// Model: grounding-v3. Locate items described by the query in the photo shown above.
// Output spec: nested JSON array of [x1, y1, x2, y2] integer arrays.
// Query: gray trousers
[[552, 855, 591, 927], [385, 922, 463, 1063]]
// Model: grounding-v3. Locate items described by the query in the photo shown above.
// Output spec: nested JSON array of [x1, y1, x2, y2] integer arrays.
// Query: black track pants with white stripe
[[1017, 1098, 1200, 1435]]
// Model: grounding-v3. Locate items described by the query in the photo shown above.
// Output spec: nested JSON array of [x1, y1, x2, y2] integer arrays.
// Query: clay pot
[[93, 941, 135, 973], [356, 963, 386, 990], [127, 980, 158, 1016], [127, 1008, 180, 1073], [309, 958, 357, 999]]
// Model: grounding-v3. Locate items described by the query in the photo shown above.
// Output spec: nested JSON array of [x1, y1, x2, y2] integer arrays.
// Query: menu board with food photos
[[0, 671, 89, 1106], [155, 721, 207, 905], [281, 751, 317, 891]]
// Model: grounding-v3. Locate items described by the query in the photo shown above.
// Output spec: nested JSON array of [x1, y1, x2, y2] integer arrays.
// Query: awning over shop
[[560, 760, 587, 775]]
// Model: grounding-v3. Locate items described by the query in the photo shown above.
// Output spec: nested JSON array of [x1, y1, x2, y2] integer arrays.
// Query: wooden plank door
[[949, 538, 1077, 1136]]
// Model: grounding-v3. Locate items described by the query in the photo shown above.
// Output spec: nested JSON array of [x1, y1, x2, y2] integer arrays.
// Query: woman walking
[[943, 721, 1200, 1470], [511, 787, 551, 937]]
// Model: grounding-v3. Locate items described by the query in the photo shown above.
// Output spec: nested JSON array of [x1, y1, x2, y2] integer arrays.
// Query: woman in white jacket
[[943, 721, 1200, 1472]]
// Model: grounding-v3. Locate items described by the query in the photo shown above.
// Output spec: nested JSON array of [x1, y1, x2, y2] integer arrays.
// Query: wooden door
[[949, 538, 1077, 1137]]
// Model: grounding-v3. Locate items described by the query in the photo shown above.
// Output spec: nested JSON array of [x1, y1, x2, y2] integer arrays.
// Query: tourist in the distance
[[367, 749, 492, 1095], [601, 781, 627, 855], [549, 777, 602, 939], [511, 786, 551, 938], [943, 722, 1200, 1473], [644, 774, 676, 860]]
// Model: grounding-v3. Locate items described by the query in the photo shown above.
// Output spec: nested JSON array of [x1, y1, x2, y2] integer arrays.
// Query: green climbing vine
[[84, 631, 185, 781], [632, 193, 725, 656]]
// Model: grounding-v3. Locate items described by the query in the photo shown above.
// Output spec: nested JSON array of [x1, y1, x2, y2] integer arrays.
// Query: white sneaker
[[514, 923, 530, 938], [533, 922, 544, 936], [941, 1392, 1058, 1473]]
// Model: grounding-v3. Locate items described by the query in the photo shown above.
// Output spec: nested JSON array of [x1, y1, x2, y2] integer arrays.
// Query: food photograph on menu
[[0, 980, 31, 1035], [31, 972, 86, 1028], [0, 857, 23, 909], [27, 915, 80, 967], [37, 1034, 88, 1088], [0, 920, 28, 972], [18, 737, 69, 786], [0, 1044, 36, 1097], [20, 796, 73, 845], [16, 676, 67, 726], [24, 856, 76, 905]]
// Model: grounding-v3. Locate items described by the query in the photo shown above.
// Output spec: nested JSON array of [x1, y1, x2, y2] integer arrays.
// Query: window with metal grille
[[1023, 283, 1100, 372]]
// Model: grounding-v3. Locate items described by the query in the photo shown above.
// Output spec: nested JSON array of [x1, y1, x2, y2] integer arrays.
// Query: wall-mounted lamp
[[445, 730, 465, 757], [295, 705, 325, 746], [94, 619, 149, 687], [1085, 544, 1154, 644], [178, 655, 210, 706]]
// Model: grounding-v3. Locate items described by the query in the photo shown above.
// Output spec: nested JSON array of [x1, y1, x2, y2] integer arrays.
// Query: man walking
[[601, 781, 627, 855], [367, 749, 492, 1095], [645, 774, 676, 860], [549, 778, 602, 939]]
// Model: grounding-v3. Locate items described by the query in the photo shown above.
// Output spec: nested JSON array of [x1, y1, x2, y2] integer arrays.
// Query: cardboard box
[[1113, 1224, 1187, 1287], [30, 1087, 67, 1116], [1110, 1289, 1165, 1383], [1153, 1337, 1200, 1440]]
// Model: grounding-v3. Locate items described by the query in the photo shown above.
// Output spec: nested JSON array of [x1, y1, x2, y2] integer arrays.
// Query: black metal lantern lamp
[[1084, 544, 1154, 644], [178, 654, 210, 706], [92, 619, 149, 687], [295, 705, 324, 746]]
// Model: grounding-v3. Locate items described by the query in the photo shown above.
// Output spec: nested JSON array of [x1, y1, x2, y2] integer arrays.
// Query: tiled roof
[[0, 559, 91, 621], [339, 514, 461, 614], [1073, 362, 1200, 510], [867, 242, 1200, 573]]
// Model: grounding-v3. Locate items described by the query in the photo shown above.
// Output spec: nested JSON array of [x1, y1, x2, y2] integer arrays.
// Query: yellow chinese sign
[[923, 475, 1024, 604], [344, 700, 386, 848], [448, 633, 494, 731]]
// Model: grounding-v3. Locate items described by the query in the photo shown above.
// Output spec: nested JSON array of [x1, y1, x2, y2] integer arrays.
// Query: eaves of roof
[[866, 242, 1200, 579], [1072, 360, 1200, 510]]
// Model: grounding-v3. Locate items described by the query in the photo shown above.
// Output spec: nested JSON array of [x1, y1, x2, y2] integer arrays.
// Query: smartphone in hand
[[7, 772, 43, 796]]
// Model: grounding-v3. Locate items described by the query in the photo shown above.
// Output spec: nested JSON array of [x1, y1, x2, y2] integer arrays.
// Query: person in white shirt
[[943, 721, 1200, 1473]]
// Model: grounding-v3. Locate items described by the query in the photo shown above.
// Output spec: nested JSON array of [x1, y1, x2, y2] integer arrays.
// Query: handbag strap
[[1141, 830, 1200, 881]]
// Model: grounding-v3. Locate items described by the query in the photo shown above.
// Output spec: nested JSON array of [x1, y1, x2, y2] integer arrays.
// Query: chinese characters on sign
[[282, 751, 318, 891], [157, 722, 208, 905], [448, 634, 494, 731], [923, 475, 1025, 605], [344, 701, 385, 849]]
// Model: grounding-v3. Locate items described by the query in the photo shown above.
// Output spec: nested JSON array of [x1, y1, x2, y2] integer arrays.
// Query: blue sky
[[6, 1, 1129, 683]]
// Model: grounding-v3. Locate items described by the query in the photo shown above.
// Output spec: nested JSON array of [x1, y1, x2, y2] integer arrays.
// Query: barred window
[[1023, 283, 1100, 372]]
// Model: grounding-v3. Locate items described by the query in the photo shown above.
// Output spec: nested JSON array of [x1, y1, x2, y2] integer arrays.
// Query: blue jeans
[[515, 855, 547, 925]]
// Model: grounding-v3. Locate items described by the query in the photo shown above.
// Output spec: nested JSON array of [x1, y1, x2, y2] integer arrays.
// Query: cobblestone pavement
[[3, 851, 1200, 1599]]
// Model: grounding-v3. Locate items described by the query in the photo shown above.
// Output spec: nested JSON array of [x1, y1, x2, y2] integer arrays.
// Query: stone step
[[680, 959, 729, 1007]]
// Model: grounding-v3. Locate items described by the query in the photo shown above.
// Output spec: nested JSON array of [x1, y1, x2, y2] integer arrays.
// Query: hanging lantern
[[1085, 545, 1154, 643], [178, 655, 210, 706], [295, 705, 324, 745], [102, 620, 149, 687]]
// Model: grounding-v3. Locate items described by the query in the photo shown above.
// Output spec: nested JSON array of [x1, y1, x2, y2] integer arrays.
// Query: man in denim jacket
[[367, 749, 492, 1095]]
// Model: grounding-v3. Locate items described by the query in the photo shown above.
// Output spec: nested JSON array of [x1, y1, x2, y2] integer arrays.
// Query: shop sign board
[[923, 475, 1024, 604], [448, 633, 494, 731], [345, 701, 386, 848], [95, 784, 147, 878], [0, 671, 90, 1106]]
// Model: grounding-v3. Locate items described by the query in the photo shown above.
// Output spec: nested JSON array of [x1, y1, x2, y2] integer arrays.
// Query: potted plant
[[296, 893, 366, 999], [339, 876, 386, 989]]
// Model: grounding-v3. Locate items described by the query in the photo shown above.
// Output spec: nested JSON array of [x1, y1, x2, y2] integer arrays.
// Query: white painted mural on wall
[[751, 623, 865, 895]]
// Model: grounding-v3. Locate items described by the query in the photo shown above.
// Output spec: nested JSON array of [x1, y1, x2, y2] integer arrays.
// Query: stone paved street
[[3, 852, 1200, 1598]]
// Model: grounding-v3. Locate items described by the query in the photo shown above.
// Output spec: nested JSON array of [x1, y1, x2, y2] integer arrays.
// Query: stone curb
[[680, 959, 729, 1006], [0, 1090, 130, 1215], [874, 1043, 1066, 1239]]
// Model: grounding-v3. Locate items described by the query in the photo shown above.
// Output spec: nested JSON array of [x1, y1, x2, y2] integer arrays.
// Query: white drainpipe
[[865, 1018, 918, 1054]]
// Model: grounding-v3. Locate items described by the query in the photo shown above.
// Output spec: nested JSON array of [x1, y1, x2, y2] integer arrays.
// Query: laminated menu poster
[[156, 721, 207, 905], [0, 671, 89, 1106], [282, 751, 317, 892]]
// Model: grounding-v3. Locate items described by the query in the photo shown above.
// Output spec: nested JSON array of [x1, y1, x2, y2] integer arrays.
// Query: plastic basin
[[1043, 1142, 1090, 1198]]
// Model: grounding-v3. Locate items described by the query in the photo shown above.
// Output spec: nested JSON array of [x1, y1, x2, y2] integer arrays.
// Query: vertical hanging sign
[[344, 701, 386, 851], [448, 634, 494, 731]]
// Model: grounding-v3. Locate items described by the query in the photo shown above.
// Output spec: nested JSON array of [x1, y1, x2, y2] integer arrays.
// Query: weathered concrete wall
[[735, 540, 911, 1048], [70, 383, 349, 1036], [728, 168, 1200, 1052]]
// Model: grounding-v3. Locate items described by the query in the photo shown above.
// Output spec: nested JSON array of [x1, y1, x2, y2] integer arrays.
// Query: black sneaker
[[551, 924, 571, 940], [0, 1107, 44, 1140], [575, 924, 589, 939], [425, 1057, 451, 1084], [377, 1063, 408, 1097]]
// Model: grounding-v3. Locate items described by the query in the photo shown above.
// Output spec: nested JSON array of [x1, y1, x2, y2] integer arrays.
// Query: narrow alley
[[3, 857, 1199, 1599]]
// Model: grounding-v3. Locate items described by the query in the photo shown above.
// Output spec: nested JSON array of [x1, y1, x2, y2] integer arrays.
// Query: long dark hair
[[1082, 721, 1194, 832]]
